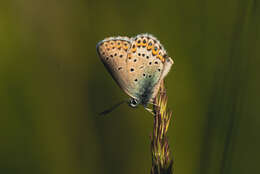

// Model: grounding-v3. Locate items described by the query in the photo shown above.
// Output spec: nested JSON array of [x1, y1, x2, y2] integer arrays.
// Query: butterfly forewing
[[97, 37, 135, 98]]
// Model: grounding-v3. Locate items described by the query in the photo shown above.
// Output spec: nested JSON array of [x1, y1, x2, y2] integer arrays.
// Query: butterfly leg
[[144, 107, 155, 115], [147, 101, 160, 108]]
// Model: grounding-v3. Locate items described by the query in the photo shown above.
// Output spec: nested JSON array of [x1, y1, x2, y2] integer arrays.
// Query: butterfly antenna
[[99, 100, 127, 116]]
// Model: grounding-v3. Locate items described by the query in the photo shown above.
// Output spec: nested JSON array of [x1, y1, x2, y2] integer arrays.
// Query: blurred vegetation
[[0, 0, 259, 174]]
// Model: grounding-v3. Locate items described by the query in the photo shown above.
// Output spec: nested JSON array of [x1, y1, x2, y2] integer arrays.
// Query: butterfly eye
[[141, 38, 148, 48], [147, 39, 154, 51], [129, 98, 139, 107], [152, 43, 159, 56]]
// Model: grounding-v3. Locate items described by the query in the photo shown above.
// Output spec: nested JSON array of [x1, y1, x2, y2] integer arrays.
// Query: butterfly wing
[[125, 34, 173, 105], [96, 36, 137, 98], [97, 34, 174, 106]]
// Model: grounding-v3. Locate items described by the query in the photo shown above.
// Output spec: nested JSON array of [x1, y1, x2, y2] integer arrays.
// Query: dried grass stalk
[[151, 82, 173, 174]]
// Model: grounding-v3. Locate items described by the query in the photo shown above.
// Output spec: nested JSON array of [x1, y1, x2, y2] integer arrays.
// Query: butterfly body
[[97, 34, 173, 109]]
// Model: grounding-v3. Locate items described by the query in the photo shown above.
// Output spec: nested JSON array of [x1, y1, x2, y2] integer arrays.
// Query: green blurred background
[[0, 0, 259, 174]]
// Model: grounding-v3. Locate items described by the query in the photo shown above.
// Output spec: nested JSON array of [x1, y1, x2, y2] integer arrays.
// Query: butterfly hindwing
[[126, 34, 167, 105]]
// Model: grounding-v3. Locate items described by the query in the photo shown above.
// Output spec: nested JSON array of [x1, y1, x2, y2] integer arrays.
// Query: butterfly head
[[128, 98, 140, 108]]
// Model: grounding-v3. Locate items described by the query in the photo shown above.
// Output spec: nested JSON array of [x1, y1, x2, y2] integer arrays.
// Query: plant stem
[[151, 82, 173, 174]]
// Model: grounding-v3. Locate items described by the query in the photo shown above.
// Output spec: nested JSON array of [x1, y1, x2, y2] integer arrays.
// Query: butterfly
[[96, 33, 173, 114]]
